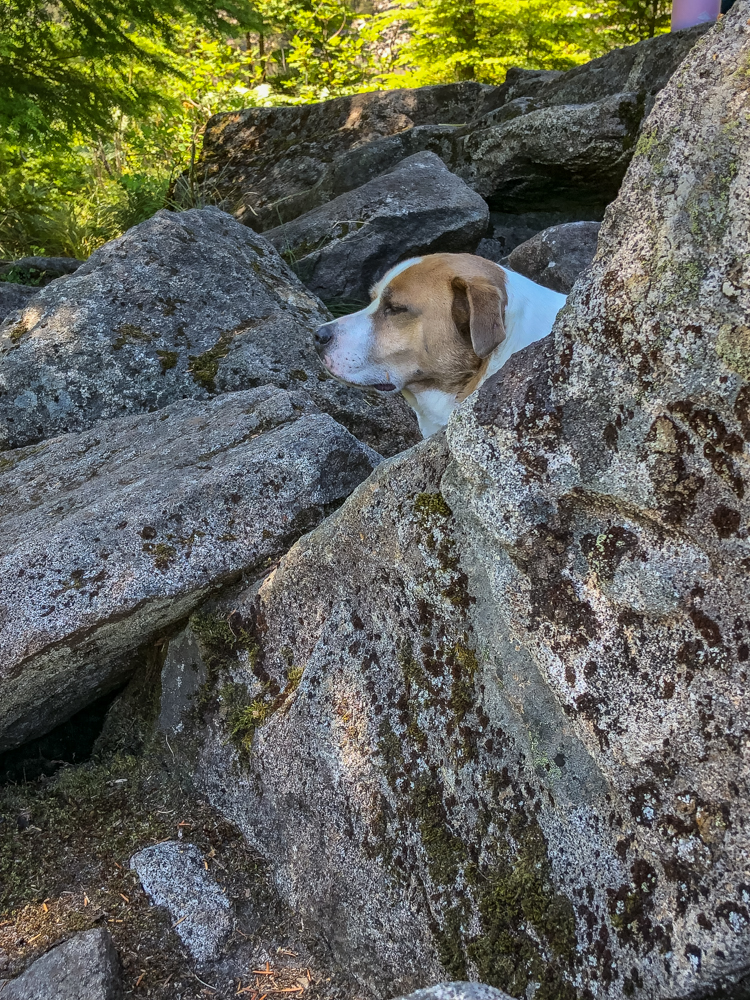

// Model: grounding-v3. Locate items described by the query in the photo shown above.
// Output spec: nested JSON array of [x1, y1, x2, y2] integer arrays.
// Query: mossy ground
[[0, 742, 263, 997]]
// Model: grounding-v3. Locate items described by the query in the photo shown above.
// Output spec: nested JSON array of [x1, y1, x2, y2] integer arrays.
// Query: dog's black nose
[[314, 324, 334, 347]]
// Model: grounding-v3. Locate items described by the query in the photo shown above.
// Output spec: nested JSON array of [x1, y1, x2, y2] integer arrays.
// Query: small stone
[[506, 220, 601, 293], [2, 928, 121, 1000], [130, 841, 231, 963]]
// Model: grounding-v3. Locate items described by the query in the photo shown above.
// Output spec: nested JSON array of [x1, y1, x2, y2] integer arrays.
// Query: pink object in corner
[[671, 0, 720, 30]]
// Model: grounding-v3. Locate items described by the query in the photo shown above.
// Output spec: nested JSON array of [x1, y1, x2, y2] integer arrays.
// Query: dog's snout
[[314, 323, 335, 348]]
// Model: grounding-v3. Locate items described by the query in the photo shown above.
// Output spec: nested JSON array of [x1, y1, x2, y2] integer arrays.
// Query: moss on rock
[[469, 817, 577, 999], [187, 334, 232, 392]]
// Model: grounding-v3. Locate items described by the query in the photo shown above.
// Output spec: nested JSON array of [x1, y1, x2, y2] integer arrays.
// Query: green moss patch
[[414, 492, 452, 525], [191, 609, 304, 760], [112, 323, 152, 351], [190, 609, 260, 676], [156, 348, 179, 373], [187, 334, 231, 392], [469, 817, 577, 1000], [221, 662, 306, 761], [141, 541, 176, 570], [8, 320, 28, 345]]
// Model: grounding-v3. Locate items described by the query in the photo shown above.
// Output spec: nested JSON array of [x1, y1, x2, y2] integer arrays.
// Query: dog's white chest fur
[[401, 388, 457, 438]]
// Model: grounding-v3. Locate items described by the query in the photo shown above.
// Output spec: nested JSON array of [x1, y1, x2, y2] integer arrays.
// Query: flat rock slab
[[0, 207, 418, 457], [0, 385, 380, 752], [2, 928, 121, 1000], [505, 220, 601, 293], [266, 152, 489, 305], [130, 841, 231, 963]]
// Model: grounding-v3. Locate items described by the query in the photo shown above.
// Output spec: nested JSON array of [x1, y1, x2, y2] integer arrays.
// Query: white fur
[[484, 267, 566, 381], [370, 256, 422, 299], [318, 257, 423, 388], [402, 387, 457, 438]]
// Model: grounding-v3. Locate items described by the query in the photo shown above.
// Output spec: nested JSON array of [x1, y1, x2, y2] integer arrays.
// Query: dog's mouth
[[327, 372, 398, 393]]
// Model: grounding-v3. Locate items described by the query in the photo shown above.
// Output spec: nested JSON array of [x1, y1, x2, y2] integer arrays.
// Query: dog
[[314, 253, 567, 437]]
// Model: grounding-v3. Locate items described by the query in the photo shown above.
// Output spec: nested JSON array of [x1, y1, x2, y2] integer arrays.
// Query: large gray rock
[[130, 841, 231, 963], [460, 91, 645, 213], [3, 928, 121, 1000], [505, 221, 601, 293], [181, 439, 455, 997], [167, 10, 750, 999], [187, 27, 708, 230], [0, 385, 380, 752], [0, 207, 418, 456], [266, 153, 489, 305]]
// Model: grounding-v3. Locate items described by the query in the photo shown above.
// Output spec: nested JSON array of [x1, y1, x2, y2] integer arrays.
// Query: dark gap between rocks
[[0, 688, 125, 785]]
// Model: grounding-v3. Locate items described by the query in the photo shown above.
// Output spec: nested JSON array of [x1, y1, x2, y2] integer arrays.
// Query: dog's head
[[314, 254, 508, 398]]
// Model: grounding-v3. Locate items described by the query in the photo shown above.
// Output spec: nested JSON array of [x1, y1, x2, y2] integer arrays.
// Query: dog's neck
[[401, 387, 459, 438], [402, 267, 566, 437]]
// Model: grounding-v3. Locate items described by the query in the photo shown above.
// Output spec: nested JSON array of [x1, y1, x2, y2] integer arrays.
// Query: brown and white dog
[[314, 253, 567, 437]]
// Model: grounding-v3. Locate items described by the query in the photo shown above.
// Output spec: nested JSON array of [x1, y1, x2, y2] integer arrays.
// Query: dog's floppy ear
[[451, 276, 506, 359]]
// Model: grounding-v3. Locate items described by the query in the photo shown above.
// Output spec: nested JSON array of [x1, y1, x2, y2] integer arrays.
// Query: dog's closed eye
[[383, 302, 409, 316]]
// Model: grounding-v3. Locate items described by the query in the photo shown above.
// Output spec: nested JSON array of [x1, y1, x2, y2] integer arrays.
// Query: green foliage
[[256, 0, 373, 100], [602, 0, 671, 44], [0, 0, 671, 260], [0, 0, 262, 144], [0, 143, 170, 258], [371, 0, 671, 87], [371, 0, 602, 86]]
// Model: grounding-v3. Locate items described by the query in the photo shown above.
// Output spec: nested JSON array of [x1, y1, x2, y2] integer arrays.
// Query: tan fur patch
[[368, 254, 508, 397]]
